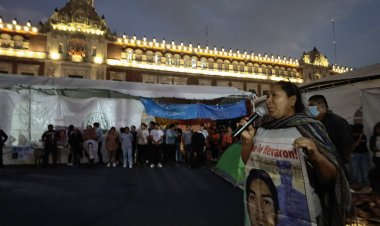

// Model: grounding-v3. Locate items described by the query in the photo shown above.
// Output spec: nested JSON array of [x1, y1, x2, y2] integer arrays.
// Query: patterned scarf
[[263, 113, 351, 226]]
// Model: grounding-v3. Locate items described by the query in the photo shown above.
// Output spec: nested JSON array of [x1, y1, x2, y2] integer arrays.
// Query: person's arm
[[294, 137, 337, 183]]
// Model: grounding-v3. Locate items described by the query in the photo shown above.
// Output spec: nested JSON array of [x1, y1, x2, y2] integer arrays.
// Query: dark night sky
[[1, 0, 379, 68]]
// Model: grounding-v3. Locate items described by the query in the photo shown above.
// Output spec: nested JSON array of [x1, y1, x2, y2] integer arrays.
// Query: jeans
[[122, 146, 133, 167], [351, 153, 370, 185]]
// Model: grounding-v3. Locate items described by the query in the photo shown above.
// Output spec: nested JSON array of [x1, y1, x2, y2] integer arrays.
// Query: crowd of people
[[40, 121, 235, 169]]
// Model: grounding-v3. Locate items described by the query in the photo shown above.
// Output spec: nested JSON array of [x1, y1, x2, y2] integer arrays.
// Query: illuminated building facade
[[0, 0, 352, 97]]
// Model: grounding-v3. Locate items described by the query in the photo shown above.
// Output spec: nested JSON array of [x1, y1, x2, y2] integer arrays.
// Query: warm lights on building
[[51, 23, 105, 35], [0, 47, 46, 59], [94, 56, 103, 64], [50, 52, 61, 60]]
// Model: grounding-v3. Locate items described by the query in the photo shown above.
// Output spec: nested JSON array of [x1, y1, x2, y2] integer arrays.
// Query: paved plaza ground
[[0, 164, 243, 226]]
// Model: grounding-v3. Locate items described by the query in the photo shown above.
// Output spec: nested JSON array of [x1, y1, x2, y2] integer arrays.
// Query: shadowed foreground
[[0, 165, 243, 226]]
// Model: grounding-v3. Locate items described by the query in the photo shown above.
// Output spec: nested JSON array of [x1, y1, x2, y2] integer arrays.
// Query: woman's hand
[[293, 137, 321, 162], [294, 137, 337, 183], [237, 117, 256, 144], [239, 117, 256, 164]]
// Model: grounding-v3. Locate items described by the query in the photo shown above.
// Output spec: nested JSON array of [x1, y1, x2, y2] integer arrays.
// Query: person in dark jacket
[[0, 127, 8, 168]]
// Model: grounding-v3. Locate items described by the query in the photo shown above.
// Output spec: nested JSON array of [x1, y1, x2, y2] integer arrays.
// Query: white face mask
[[307, 106, 320, 117]]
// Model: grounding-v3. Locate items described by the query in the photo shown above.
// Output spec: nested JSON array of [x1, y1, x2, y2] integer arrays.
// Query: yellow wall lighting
[[0, 47, 46, 59], [106, 59, 303, 83], [50, 52, 61, 60], [94, 56, 103, 64]]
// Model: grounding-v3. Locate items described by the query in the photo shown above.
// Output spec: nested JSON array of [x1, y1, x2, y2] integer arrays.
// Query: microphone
[[232, 106, 267, 138]]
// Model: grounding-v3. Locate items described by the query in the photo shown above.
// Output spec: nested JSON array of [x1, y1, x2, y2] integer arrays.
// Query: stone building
[[0, 0, 352, 97]]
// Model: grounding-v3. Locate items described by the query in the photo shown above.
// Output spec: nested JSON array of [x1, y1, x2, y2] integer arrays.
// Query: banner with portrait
[[244, 127, 320, 226]]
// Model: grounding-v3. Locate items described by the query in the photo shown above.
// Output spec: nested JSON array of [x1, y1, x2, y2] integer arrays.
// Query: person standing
[[351, 124, 370, 189], [165, 124, 178, 166], [149, 123, 163, 168], [182, 124, 192, 164], [68, 128, 83, 166], [0, 127, 8, 168], [370, 122, 380, 168], [120, 127, 134, 168], [130, 125, 137, 165], [41, 124, 58, 167], [308, 95, 355, 178], [106, 127, 119, 167], [137, 123, 149, 166], [93, 122, 103, 164], [369, 122, 380, 191], [83, 125, 98, 164]]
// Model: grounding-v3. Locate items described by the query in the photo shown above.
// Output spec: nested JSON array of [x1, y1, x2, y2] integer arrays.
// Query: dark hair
[[93, 122, 100, 127], [131, 125, 136, 129], [308, 94, 329, 109], [275, 81, 304, 113], [245, 169, 279, 213]]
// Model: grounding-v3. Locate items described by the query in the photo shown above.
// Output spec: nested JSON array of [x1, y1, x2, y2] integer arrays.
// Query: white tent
[[300, 63, 380, 139], [0, 73, 252, 165], [0, 73, 252, 138]]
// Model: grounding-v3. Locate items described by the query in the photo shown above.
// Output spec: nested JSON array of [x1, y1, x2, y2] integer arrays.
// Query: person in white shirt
[[149, 123, 164, 168]]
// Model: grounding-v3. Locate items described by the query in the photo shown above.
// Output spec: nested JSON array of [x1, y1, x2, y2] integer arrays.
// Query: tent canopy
[[0, 73, 252, 100], [300, 63, 380, 140], [300, 63, 380, 91]]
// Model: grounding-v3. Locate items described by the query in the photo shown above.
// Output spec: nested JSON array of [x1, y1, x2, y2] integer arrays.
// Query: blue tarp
[[140, 98, 247, 120]]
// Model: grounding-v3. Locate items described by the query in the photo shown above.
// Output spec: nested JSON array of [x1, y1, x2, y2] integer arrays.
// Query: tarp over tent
[[300, 63, 380, 139], [0, 73, 252, 100], [140, 98, 248, 120]]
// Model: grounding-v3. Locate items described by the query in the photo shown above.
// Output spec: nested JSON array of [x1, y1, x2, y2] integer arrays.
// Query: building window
[[224, 62, 230, 71], [21, 72, 34, 76], [208, 60, 214, 70], [248, 66, 253, 73], [154, 54, 161, 64], [167, 55, 172, 65], [233, 63, 238, 72], [191, 57, 197, 68], [239, 65, 245, 73], [69, 75, 84, 79], [58, 43, 64, 54], [127, 50, 133, 61], [217, 62, 223, 70], [91, 47, 97, 57], [248, 89, 257, 95], [0, 70, 9, 74], [200, 59, 207, 69]]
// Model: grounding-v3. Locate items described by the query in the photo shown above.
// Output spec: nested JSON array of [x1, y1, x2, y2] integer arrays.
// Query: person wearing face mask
[[240, 81, 351, 226], [308, 95, 355, 180]]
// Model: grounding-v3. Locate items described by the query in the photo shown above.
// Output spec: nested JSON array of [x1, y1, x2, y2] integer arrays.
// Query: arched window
[[191, 56, 198, 68], [165, 53, 172, 65], [146, 51, 154, 63], [239, 62, 245, 73], [154, 52, 162, 64], [261, 65, 267, 74], [200, 58, 207, 69], [174, 54, 181, 66], [232, 61, 239, 72], [126, 49, 134, 61], [247, 63, 253, 73], [184, 55, 191, 67], [224, 60, 230, 71], [135, 49, 143, 62], [208, 58, 214, 69], [217, 59, 223, 70]]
